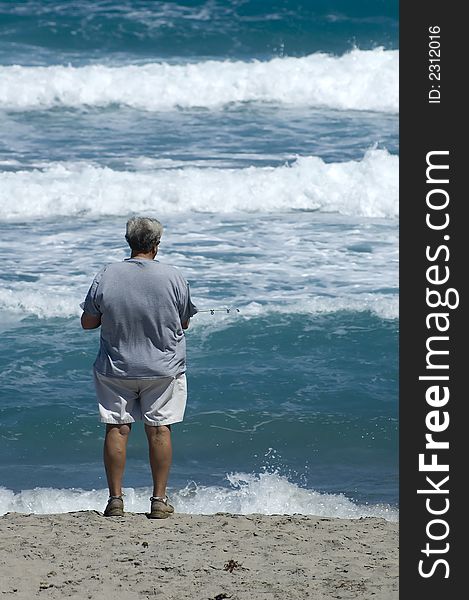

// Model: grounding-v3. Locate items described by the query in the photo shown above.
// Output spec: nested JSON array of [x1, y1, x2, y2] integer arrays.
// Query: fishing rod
[[79, 301, 239, 316], [197, 308, 240, 315]]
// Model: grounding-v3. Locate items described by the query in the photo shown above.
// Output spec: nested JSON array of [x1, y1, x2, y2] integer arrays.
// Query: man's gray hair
[[125, 217, 163, 253]]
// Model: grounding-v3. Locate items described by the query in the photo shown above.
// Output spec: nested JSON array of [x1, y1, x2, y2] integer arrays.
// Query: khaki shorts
[[93, 369, 187, 426]]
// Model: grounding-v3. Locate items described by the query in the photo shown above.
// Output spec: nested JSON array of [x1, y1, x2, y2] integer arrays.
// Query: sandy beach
[[0, 511, 398, 599]]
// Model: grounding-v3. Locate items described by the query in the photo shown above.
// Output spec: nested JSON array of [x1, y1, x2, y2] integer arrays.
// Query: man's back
[[84, 258, 196, 378]]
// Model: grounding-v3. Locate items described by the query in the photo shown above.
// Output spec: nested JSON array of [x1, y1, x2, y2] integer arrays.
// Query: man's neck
[[130, 251, 156, 260]]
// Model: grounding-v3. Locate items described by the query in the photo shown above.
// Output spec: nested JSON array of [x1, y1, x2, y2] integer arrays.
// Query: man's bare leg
[[103, 423, 132, 497], [145, 424, 172, 498]]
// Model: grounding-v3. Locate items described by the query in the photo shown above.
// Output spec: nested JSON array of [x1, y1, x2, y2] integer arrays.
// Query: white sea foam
[[233, 296, 399, 321], [0, 290, 398, 326], [0, 149, 398, 220], [0, 49, 398, 112], [0, 288, 81, 320], [0, 473, 398, 520]]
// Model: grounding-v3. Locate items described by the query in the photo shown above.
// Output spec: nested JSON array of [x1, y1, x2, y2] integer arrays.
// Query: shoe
[[103, 495, 124, 517], [148, 496, 174, 519]]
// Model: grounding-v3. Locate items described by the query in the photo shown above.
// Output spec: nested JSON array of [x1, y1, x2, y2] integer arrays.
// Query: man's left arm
[[80, 270, 104, 330], [81, 312, 102, 329]]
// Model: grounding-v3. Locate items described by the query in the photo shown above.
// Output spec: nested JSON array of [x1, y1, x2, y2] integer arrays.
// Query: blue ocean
[[0, 0, 398, 520]]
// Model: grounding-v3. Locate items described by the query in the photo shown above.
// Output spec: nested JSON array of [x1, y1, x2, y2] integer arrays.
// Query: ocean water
[[0, 0, 398, 520]]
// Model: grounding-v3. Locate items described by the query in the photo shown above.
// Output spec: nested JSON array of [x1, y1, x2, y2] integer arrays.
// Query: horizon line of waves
[[0, 149, 398, 221], [0, 48, 398, 113], [0, 472, 398, 520], [0, 293, 398, 324]]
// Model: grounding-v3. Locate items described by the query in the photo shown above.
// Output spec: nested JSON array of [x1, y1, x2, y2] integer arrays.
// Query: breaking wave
[[0, 49, 398, 113], [0, 472, 398, 520], [0, 149, 398, 220]]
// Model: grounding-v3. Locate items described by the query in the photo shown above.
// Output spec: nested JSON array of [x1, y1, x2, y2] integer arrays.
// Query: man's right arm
[[179, 279, 197, 330]]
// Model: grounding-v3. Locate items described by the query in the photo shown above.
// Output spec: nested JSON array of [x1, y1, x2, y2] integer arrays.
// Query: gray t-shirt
[[82, 258, 197, 378]]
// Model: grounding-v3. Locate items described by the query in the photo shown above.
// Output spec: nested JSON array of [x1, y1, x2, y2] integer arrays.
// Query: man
[[81, 216, 197, 518]]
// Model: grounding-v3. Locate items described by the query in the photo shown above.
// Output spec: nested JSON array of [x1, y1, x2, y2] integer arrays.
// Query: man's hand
[[81, 312, 102, 329], [182, 319, 190, 330]]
